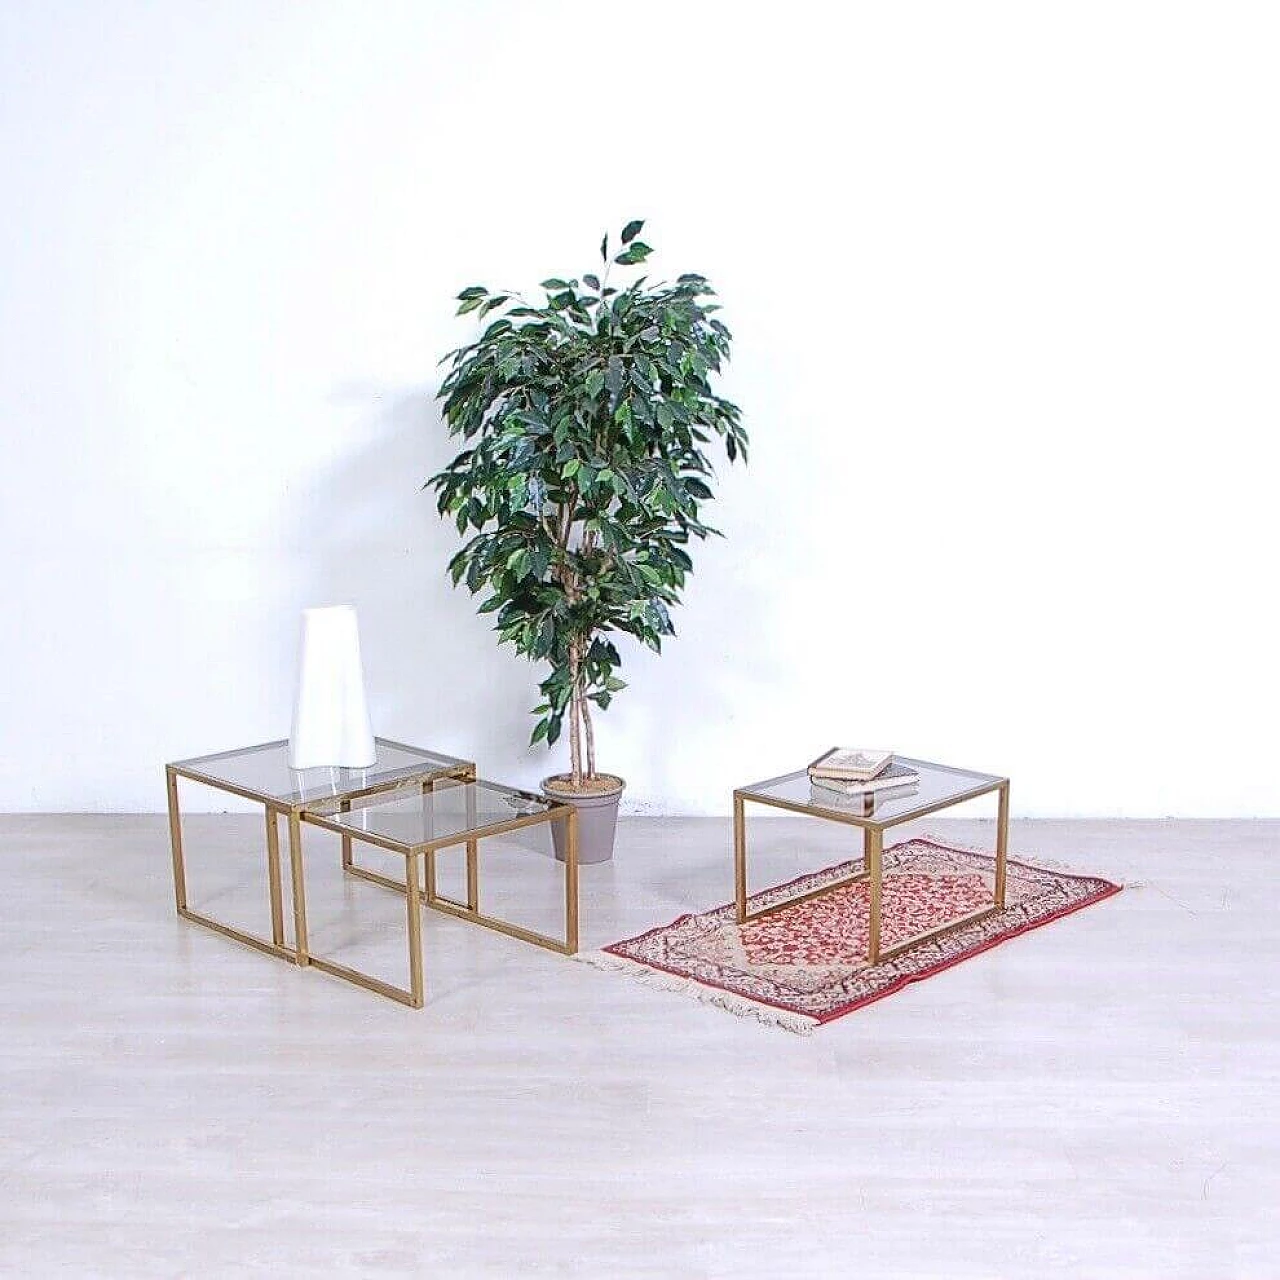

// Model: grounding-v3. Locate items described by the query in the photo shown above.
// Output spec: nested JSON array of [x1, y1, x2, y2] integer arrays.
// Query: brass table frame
[[734, 761, 1009, 966], [164, 738, 476, 977], [300, 777, 580, 1007]]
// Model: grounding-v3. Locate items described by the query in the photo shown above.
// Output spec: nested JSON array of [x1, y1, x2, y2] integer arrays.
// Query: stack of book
[[807, 748, 920, 807]]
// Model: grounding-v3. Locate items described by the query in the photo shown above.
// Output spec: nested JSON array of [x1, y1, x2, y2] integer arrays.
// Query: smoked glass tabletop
[[737, 756, 1006, 828], [168, 738, 473, 806], [310, 776, 560, 852]]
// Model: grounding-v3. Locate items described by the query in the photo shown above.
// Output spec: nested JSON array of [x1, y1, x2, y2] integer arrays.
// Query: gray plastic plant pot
[[541, 775, 625, 865]]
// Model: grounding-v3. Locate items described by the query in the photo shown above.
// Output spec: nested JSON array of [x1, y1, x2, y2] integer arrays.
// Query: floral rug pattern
[[585, 839, 1121, 1033]]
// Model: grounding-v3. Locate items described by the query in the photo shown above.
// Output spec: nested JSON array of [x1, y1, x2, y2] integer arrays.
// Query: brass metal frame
[[733, 767, 1010, 966], [164, 750, 579, 1009], [163, 752, 478, 989], [166, 765, 300, 966], [301, 847, 427, 1008], [302, 777, 580, 988]]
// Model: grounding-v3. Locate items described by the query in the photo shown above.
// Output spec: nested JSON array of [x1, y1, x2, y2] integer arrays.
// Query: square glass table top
[[306, 776, 562, 853], [737, 756, 1006, 829], [168, 738, 473, 807]]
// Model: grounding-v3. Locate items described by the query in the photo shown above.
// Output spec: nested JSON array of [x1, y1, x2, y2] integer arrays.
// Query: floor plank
[[0, 816, 1276, 1277]]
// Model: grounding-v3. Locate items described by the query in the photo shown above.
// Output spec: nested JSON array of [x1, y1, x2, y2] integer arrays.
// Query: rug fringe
[[576, 949, 819, 1036]]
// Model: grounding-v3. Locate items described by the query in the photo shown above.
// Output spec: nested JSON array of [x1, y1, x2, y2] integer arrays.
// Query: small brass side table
[[301, 775, 580, 1007], [734, 756, 1009, 966], [164, 737, 475, 970]]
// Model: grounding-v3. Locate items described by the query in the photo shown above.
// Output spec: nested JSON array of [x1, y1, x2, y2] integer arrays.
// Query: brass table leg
[[466, 843, 479, 912], [165, 766, 188, 912], [995, 781, 1010, 909], [422, 778, 436, 903], [564, 806, 580, 955], [287, 809, 310, 966], [340, 797, 352, 871], [265, 808, 285, 947], [465, 781, 479, 912], [406, 851, 424, 1008], [733, 793, 747, 924], [866, 826, 883, 965]]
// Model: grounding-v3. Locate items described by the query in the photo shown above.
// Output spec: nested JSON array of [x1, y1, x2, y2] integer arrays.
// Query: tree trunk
[[568, 642, 584, 787], [581, 692, 596, 780]]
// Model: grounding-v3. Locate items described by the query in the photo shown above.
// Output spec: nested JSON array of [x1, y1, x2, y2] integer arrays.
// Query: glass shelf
[[738, 756, 1006, 829], [170, 738, 472, 806], [309, 776, 561, 852]]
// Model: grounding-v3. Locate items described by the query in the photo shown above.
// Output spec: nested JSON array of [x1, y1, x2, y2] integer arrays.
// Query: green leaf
[[599, 233, 609, 261], [621, 219, 644, 244], [541, 278, 571, 289], [614, 242, 652, 266], [606, 355, 624, 394], [584, 273, 601, 291]]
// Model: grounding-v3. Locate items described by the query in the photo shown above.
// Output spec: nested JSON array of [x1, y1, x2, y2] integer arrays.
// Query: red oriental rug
[[581, 838, 1121, 1034]]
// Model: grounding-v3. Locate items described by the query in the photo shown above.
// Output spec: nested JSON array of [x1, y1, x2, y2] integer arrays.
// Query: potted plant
[[429, 222, 748, 862]]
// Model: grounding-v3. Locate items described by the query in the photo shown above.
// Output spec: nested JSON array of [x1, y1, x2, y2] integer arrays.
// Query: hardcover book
[[808, 761, 920, 795], [807, 747, 893, 782]]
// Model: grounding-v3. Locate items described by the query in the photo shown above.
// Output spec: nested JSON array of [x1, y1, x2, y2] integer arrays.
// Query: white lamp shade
[[288, 606, 377, 770]]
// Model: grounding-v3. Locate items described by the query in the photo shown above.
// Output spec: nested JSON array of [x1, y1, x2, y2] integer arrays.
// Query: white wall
[[1, 1, 1275, 816]]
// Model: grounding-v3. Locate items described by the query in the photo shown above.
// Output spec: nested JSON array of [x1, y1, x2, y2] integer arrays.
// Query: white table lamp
[[288, 605, 377, 770]]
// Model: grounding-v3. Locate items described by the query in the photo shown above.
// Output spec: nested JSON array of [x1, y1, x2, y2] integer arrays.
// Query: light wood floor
[[1, 814, 1276, 1278]]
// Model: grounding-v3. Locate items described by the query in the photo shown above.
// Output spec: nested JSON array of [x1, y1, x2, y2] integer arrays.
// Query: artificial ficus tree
[[430, 222, 747, 789]]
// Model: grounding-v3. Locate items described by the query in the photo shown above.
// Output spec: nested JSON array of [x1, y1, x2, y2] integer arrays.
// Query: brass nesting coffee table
[[165, 738, 579, 1007], [734, 756, 1009, 965]]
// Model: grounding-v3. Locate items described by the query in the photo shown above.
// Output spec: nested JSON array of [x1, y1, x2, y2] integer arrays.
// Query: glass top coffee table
[[165, 738, 583, 1007], [164, 737, 477, 994], [165, 740, 582, 1007], [301, 776, 579, 1006], [734, 756, 1010, 965]]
